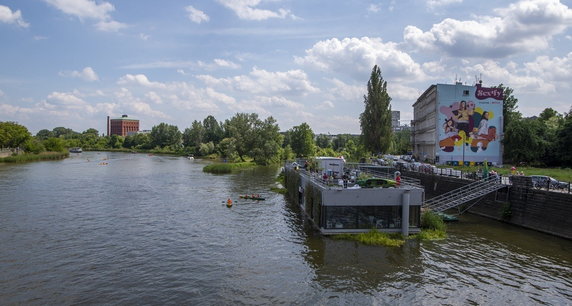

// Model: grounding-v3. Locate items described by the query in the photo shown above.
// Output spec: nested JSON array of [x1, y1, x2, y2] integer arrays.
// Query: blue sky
[[1, 0, 571, 134]]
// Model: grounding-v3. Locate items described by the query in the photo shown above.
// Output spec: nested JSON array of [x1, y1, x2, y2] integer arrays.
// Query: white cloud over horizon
[[0, 5, 29, 28]]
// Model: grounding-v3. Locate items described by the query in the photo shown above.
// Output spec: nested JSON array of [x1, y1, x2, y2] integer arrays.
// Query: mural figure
[[439, 101, 498, 154]]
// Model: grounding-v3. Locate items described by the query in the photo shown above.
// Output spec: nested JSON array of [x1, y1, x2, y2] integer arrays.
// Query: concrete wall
[[401, 170, 572, 240]]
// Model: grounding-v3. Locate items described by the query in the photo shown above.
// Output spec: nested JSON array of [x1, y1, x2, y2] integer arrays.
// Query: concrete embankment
[[401, 170, 572, 240]]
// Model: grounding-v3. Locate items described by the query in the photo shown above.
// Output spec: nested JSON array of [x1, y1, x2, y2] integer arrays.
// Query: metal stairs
[[423, 176, 506, 212]]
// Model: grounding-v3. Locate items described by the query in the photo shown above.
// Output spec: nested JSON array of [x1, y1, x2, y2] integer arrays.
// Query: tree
[[203, 115, 224, 144], [224, 113, 258, 161], [36, 129, 54, 140], [0, 121, 31, 149], [150, 123, 182, 148], [289, 123, 315, 157], [108, 135, 124, 149], [332, 134, 353, 151], [555, 108, 572, 166], [392, 129, 411, 155], [360, 65, 392, 154], [183, 120, 205, 147], [43, 137, 65, 152], [493, 84, 521, 131], [503, 118, 546, 164], [251, 116, 283, 165], [315, 134, 331, 149], [52, 127, 78, 139]]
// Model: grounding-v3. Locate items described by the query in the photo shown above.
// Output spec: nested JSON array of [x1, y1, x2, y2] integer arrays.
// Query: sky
[[0, 0, 571, 135]]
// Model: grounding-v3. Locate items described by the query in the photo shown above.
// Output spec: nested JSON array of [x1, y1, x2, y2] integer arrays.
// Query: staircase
[[423, 176, 506, 212]]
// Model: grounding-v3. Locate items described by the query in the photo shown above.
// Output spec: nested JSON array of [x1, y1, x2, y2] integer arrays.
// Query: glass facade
[[323, 206, 421, 230]]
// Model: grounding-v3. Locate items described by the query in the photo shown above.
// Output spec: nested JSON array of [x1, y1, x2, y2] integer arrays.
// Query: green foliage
[[23, 138, 45, 154], [333, 229, 405, 247], [360, 65, 392, 154], [199, 142, 216, 156], [52, 126, 78, 139], [224, 113, 258, 161], [202, 161, 255, 174], [108, 135, 124, 149], [0, 121, 31, 149], [36, 129, 54, 140], [203, 115, 224, 144], [150, 123, 182, 148], [414, 229, 447, 240], [391, 129, 411, 155], [250, 116, 283, 165], [503, 118, 548, 164], [270, 187, 287, 194], [42, 137, 66, 152], [315, 134, 331, 149], [289, 122, 316, 157], [0, 151, 68, 163], [493, 83, 521, 132], [420, 211, 447, 232], [183, 120, 205, 147]]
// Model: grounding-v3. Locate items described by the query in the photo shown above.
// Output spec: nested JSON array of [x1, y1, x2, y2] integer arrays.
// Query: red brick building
[[107, 115, 139, 137]]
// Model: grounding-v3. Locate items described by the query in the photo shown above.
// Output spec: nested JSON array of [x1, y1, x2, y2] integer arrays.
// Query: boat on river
[[240, 195, 265, 201], [69, 147, 82, 153]]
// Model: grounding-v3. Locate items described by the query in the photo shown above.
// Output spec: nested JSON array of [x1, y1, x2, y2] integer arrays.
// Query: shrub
[[421, 210, 447, 231]]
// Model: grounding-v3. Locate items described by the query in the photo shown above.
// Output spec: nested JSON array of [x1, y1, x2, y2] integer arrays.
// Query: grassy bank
[[333, 230, 406, 247], [331, 211, 447, 247], [0, 151, 69, 163], [203, 161, 256, 174]]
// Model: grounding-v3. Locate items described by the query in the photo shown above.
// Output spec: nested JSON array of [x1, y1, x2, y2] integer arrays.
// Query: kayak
[[239, 195, 265, 201]]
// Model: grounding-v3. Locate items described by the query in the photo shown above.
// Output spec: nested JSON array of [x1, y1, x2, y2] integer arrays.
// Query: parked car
[[530, 175, 567, 189]]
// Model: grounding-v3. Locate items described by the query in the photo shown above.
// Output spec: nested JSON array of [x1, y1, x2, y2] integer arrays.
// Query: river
[[0, 152, 570, 305]]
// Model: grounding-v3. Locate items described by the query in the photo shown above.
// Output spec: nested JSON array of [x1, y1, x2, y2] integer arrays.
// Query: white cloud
[[0, 5, 29, 27], [122, 59, 240, 70], [186, 5, 209, 23], [368, 4, 381, 13], [139, 33, 150, 40], [44, 0, 126, 32], [117, 75, 235, 114], [217, 0, 294, 20], [117, 74, 167, 89], [0, 89, 4, 97], [524, 52, 572, 87], [145, 91, 163, 104], [197, 68, 320, 96], [59, 67, 99, 81], [405, 0, 572, 58], [326, 78, 364, 102], [213, 59, 240, 69], [315, 101, 335, 109], [295, 37, 425, 81], [95, 20, 127, 32], [426, 0, 462, 9]]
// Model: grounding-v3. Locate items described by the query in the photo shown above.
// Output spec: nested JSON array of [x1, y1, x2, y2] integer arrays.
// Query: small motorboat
[[69, 147, 82, 153]]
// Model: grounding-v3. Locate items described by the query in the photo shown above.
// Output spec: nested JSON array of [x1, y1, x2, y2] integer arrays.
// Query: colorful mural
[[436, 84, 503, 165]]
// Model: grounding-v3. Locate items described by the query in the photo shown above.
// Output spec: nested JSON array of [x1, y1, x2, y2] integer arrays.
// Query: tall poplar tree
[[359, 65, 392, 154]]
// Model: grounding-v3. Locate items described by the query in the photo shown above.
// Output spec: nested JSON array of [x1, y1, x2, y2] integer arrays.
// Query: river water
[[0, 152, 570, 305]]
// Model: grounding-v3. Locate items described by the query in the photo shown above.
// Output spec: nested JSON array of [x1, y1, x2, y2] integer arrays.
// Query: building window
[[463, 90, 470, 96], [323, 206, 420, 229]]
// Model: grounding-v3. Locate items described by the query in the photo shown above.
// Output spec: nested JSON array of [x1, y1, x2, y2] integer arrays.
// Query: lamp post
[[462, 132, 465, 166]]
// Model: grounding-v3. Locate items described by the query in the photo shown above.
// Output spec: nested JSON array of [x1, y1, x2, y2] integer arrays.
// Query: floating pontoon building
[[284, 162, 424, 235]]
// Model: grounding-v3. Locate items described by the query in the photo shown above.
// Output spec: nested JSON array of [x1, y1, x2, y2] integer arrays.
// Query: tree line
[[2, 65, 568, 167]]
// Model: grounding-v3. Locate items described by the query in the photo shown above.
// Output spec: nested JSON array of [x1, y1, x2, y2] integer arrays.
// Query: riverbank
[[0, 151, 69, 163]]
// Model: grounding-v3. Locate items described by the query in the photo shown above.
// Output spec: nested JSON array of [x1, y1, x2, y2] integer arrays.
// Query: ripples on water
[[0, 152, 570, 305]]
